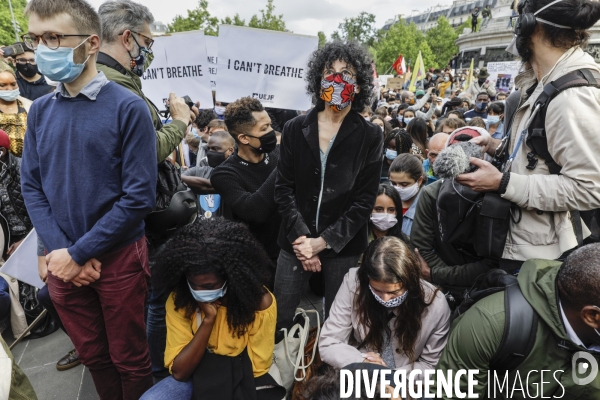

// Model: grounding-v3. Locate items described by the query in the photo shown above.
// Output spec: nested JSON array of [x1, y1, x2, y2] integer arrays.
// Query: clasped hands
[[293, 236, 327, 272], [46, 248, 101, 287]]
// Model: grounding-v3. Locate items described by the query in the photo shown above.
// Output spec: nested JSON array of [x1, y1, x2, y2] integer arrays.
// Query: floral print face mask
[[320, 72, 357, 112]]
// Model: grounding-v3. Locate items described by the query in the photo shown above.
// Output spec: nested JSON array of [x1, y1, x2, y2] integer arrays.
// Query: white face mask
[[444, 77, 450, 82], [370, 213, 398, 231], [395, 182, 419, 201]]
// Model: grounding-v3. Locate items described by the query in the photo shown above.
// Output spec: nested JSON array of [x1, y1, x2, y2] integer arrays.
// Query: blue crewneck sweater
[[21, 81, 157, 265]]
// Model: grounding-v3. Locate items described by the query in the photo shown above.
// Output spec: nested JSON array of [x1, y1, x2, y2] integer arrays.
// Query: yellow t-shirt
[[164, 290, 277, 377]]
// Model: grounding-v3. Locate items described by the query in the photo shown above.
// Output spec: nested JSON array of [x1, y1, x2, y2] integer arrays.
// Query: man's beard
[[516, 34, 533, 64]]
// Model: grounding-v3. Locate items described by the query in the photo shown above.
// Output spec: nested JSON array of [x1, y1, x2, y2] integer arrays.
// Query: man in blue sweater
[[20, 1, 157, 399]]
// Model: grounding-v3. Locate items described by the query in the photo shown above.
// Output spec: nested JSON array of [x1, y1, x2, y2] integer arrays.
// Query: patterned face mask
[[369, 285, 409, 308], [320, 72, 356, 112]]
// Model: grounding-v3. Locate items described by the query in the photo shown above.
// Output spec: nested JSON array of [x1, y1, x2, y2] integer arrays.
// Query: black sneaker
[[56, 349, 80, 371]]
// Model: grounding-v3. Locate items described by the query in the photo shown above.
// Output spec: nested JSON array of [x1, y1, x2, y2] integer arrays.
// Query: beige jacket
[[319, 268, 450, 374], [502, 47, 600, 261], [465, 79, 497, 99]]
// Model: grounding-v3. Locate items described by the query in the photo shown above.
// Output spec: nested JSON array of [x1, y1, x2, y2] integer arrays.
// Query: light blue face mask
[[487, 115, 500, 125], [191, 127, 201, 141], [403, 117, 413, 125], [187, 280, 227, 303], [0, 89, 20, 102], [385, 148, 397, 160], [35, 38, 91, 84]]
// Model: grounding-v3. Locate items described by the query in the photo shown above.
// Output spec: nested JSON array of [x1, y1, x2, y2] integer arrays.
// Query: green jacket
[[97, 61, 187, 162], [482, 8, 492, 18], [410, 180, 498, 298], [1, 336, 37, 400], [437, 260, 600, 399]]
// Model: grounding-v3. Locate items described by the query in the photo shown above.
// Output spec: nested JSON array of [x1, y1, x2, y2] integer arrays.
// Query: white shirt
[[559, 300, 600, 352]]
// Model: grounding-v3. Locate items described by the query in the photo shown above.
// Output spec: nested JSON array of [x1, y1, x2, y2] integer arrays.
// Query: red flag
[[392, 54, 406, 75]]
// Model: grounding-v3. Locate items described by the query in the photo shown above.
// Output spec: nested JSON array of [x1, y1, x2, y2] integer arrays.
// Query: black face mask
[[207, 150, 226, 168], [478, 78, 487, 85], [16, 63, 39, 78], [248, 130, 277, 154]]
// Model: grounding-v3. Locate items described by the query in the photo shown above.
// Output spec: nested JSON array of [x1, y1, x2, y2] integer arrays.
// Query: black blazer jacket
[[275, 106, 383, 257]]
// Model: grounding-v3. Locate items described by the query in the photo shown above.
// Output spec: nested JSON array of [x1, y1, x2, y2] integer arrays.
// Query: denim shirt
[[402, 191, 421, 237]]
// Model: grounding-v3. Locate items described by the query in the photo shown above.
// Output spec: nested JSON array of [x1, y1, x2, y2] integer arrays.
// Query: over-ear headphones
[[513, 13, 538, 36]]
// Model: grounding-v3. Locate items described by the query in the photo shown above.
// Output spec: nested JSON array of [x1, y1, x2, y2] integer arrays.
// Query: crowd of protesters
[[1, 0, 600, 399]]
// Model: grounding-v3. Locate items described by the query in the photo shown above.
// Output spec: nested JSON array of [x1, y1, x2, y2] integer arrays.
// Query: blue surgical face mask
[[403, 117, 413, 125], [0, 89, 20, 102], [191, 127, 201, 141], [487, 115, 500, 125], [35, 38, 91, 84], [187, 280, 227, 303], [476, 102, 488, 111], [385, 148, 397, 160]]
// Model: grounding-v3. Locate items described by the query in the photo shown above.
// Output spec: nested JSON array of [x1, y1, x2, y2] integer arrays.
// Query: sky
[[86, 0, 447, 37]]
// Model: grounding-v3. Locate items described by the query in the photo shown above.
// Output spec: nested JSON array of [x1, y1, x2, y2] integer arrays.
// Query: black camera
[[161, 95, 194, 118]]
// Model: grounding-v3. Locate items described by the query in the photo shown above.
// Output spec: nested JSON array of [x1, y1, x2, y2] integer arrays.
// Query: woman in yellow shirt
[[141, 219, 280, 400]]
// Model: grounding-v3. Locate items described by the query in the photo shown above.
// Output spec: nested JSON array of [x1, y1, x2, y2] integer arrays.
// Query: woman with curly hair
[[319, 237, 450, 383], [140, 219, 282, 400], [274, 41, 383, 332]]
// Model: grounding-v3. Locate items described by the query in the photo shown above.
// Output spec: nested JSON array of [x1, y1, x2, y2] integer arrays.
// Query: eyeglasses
[[119, 30, 154, 50], [15, 59, 36, 65], [21, 32, 91, 50]]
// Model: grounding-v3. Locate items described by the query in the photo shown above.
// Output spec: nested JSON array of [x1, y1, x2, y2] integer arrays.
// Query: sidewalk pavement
[[3, 288, 324, 400]]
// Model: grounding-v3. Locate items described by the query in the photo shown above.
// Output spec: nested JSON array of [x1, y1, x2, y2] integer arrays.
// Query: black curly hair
[[306, 41, 375, 112], [195, 109, 217, 131], [224, 97, 265, 140], [152, 218, 271, 337]]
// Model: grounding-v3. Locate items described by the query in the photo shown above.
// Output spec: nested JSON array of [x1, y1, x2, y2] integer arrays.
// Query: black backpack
[[452, 269, 539, 373]]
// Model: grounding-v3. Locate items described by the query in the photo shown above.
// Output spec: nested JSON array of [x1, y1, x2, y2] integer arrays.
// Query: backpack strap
[[489, 283, 539, 373], [526, 69, 600, 175]]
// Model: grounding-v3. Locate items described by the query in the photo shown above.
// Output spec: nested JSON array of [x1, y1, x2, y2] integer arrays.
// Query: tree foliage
[[317, 31, 326, 48], [167, 0, 218, 36], [373, 19, 437, 73], [331, 12, 378, 47], [425, 16, 458, 69], [0, 0, 28, 47], [248, 0, 286, 32], [221, 14, 246, 27], [168, 0, 285, 36], [455, 16, 474, 35]]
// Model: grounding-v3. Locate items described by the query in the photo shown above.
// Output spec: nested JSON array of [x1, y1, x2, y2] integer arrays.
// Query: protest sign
[[205, 35, 218, 89], [486, 61, 522, 93], [378, 75, 394, 86], [0, 229, 44, 289], [386, 77, 405, 90], [141, 31, 214, 110], [217, 25, 318, 110]]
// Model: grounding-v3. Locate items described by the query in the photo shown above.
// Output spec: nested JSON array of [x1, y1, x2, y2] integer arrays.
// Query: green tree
[[425, 16, 458, 69], [167, 0, 219, 36], [317, 31, 326, 48], [221, 14, 246, 27], [331, 12, 378, 47], [374, 19, 437, 74], [248, 0, 286, 31], [455, 16, 474, 35], [0, 0, 28, 46]]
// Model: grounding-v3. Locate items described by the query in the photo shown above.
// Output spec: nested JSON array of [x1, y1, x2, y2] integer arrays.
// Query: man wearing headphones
[[455, 0, 600, 269]]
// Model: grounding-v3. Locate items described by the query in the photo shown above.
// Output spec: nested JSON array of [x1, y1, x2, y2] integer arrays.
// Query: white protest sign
[[205, 35, 218, 89], [141, 31, 214, 110], [486, 61, 522, 93], [379, 75, 394, 86], [0, 229, 44, 289], [217, 25, 318, 110]]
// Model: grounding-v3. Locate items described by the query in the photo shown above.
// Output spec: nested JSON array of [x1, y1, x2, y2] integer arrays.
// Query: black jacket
[[16, 74, 54, 102], [0, 153, 32, 242], [275, 106, 383, 257]]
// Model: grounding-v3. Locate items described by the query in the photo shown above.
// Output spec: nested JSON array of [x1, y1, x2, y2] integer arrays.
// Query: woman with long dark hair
[[274, 41, 383, 332], [141, 219, 280, 400], [369, 183, 411, 245], [381, 128, 413, 181], [389, 153, 426, 237], [319, 237, 450, 376], [406, 118, 428, 158]]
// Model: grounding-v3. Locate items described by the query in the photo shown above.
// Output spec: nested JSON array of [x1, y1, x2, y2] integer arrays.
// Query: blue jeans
[[140, 376, 192, 400], [146, 240, 169, 380], [274, 250, 359, 332]]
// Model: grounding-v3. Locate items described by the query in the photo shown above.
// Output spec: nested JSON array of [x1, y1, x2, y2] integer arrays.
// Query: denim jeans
[[146, 239, 170, 381], [140, 376, 192, 400], [274, 250, 359, 332]]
